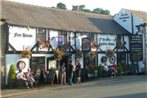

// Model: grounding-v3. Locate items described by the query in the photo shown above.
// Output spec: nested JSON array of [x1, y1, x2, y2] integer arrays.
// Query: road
[[4, 75, 147, 98]]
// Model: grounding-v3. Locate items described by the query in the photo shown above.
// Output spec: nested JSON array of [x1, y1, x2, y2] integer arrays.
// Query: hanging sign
[[58, 35, 64, 46], [82, 38, 91, 51]]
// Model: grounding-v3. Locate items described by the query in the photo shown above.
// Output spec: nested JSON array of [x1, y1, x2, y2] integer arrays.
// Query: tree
[[72, 5, 79, 11], [82, 9, 91, 12], [72, 5, 110, 15], [92, 8, 110, 15], [79, 5, 85, 10], [103, 10, 110, 15], [56, 2, 67, 10], [72, 5, 91, 12]]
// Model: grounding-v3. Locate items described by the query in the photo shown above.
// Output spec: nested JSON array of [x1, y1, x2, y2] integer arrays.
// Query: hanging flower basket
[[21, 49, 32, 58], [106, 49, 115, 58], [38, 38, 50, 49], [75, 49, 82, 59], [53, 48, 64, 60], [88, 51, 97, 58], [91, 40, 100, 48]]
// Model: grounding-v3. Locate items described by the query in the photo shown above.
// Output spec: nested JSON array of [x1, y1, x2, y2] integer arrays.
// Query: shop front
[[4, 25, 131, 84]]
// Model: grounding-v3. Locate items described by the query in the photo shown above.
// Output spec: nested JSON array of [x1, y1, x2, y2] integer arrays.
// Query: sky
[[8, 0, 147, 15]]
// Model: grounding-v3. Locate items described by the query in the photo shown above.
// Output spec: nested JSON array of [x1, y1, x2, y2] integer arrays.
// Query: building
[[1, 1, 146, 86], [114, 9, 147, 74]]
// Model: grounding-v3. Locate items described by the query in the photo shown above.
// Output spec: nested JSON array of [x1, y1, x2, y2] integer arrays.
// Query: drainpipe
[[131, 13, 136, 74], [144, 24, 147, 74], [0, 19, 8, 88]]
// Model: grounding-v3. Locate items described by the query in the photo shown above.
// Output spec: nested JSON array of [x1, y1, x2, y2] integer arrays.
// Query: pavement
[[1, 75, 146, 98], [1, 84, 71, 98]]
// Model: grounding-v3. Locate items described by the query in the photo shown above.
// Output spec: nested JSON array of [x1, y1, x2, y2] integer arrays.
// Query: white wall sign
[[9, 26, 36, 51], [97, 34, 116, 51]]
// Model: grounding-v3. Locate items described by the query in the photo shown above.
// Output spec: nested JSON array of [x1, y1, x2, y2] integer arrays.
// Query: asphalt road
[[3, 75, 147, 98]]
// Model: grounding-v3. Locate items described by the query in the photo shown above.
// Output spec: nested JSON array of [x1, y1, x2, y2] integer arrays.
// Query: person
[[26, 68, 36, 88], [67, 59, 74, 85], [111, 63, 118, 78], [103, 63, 109, 77], [34, 67, 41, 85], [60, 62, 67, 85], [39, 68, 46, 84], [75, 60, 81, 83], [16, 69, 29, 88], [104, 63, 109, 72]]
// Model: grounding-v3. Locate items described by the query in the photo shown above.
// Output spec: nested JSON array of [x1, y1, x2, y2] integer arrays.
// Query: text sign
[[130, 35, 143, 61], [97, 34, 116, 51], [9, 26, 36, 50]]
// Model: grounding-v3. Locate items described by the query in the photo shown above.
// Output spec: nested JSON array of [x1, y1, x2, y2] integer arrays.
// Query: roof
[[1, 1, 130, 34], [126, 9, 147, 23]]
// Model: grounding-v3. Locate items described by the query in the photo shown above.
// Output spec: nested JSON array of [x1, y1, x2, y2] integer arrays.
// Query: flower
[[38, 38, 50, 49], [91, 40, 100, 48], [106, 49, 115, 58], [21, 49, 32, 58], [88, 51, 96, 57], [53, 47, 64, 60]]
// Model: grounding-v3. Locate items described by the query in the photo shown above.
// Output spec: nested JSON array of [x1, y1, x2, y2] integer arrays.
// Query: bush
[[97, 64, 104, 77], [8, 64, 16, 88], [118, 63, 125, 75]]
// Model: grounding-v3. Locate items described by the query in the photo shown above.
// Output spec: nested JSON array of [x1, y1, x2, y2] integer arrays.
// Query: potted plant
[[117, 63, 124, 75]]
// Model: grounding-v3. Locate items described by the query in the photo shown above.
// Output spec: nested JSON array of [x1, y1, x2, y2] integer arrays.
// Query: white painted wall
[[114, 9, 144, 34], [97, 34, 117, 66], [124, 36, 129, 50], [98, 54, 117, 66], [114, 9, 145, 73], [97, 34, 116, 51], [114, 9, 132, 33], [133, 15, 144, 34]]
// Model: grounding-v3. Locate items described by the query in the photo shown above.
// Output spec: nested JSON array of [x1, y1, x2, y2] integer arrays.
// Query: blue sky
[[8, 0, 147, 15]]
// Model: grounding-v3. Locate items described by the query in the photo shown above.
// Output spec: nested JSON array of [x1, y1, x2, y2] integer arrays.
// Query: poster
[[49, 60, 57, 69]]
